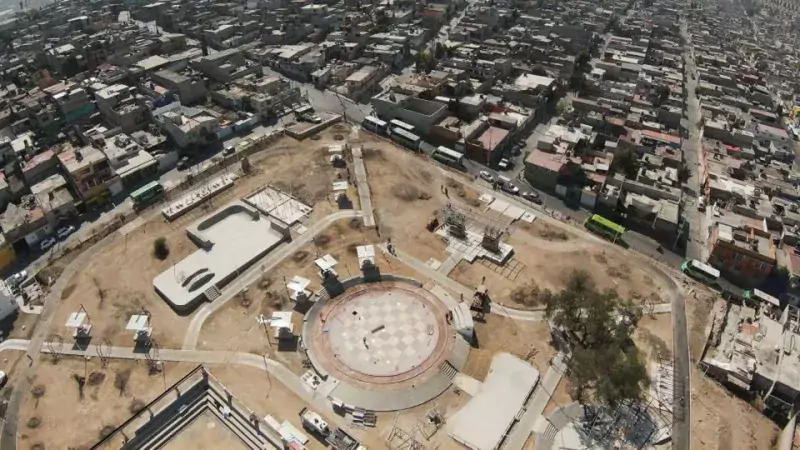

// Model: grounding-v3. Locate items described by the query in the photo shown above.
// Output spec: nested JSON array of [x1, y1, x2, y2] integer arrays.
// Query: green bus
[[130, 181, 165, 209], [584, 214, 626, 243], [681, 259, 720, 286]]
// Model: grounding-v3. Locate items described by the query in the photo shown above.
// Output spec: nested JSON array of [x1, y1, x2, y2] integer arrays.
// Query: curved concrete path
[[182, 209, 361, 350]]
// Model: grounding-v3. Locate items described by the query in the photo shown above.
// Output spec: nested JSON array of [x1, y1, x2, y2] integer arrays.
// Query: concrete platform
[[153, 201, 289, 312]]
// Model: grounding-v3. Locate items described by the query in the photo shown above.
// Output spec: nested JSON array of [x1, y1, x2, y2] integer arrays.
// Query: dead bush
[[73, 374, 86, 400], [87, 371, 106, 386], [129, 399, 146, 414], [99, 425, 116, 439], [393, 183, 430, 202], [30, 443, 45, 450], [291, 250, 310, 263], [314, 234, 332, 248], [30, 385, 46, 399], [606, 264, 630, 280], [27, 416, 41, 429], [114, 369, 131, 395], [593, 252, 608, 264], [509, 282, 550, 307]]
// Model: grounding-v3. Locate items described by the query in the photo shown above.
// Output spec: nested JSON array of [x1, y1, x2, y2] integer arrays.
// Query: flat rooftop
[[448, 353, 539, 450]]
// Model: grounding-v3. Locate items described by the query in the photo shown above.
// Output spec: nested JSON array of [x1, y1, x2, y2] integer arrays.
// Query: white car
[[0, 370, 6, 388], [39, 237, 57, 251], [7, 271, 27, 286], [56, 225, 75, 240], [479, 171, 494, 182], [502, 183, 520, 195]]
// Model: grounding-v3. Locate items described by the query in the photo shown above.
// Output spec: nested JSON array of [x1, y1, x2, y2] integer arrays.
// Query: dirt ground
[[17, 357, 199, 450], [634, 314, 674, 362], [374, 386, 472, 450], [461, 314, 556, 381], [198, 218, 431, 374], [359, 136, 478, 263], [450, 229, 672, 312], [49, 133, 353, 350], [690, 368, 779, 450], [15, 354, 388, 450]]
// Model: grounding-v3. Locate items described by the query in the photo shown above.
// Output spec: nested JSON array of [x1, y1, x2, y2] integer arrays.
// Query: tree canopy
[[544, 270, 649, 407], [610, 149, 639, 179]]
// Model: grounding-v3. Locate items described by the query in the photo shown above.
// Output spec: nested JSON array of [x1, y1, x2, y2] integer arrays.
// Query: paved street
[[680, 22, 709, 264]]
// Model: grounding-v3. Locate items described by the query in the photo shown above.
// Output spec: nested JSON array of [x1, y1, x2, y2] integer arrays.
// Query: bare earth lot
[[49, 134, 352, 349]]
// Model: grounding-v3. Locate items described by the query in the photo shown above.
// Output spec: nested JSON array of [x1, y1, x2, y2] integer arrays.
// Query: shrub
[[153, 237, 169, 260]]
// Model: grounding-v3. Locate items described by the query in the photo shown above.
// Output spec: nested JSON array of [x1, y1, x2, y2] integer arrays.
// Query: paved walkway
[[350, 145, 375, 228], [504, 353, 568, 450], [1, 339, 353, 432], [182, 210, 360, 350]]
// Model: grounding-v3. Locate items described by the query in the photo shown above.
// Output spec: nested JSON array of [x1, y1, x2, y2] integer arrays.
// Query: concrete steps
[[129, 381, 208, 450], [204, 285, 222, 302], [438, 360, 458, 380], [204, 385, 280, 449]]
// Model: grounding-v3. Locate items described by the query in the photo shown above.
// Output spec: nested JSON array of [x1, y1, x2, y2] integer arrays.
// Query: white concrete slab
[[153, 201, 287, 310], [453, 373, 482, 397], [448, 353, 539, 450]]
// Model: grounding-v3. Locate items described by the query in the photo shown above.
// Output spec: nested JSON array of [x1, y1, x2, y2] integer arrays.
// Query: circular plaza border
[[305, 280, 455, 387]]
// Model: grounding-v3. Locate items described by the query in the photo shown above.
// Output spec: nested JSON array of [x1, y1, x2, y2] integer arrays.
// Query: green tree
[[415, 50, 435, 74], [610, 149, 639, 179], [153, 237, 170, 260], [575, 51, 591, 74], [434, 42, 445, 60], [531, 64, 548, 76], [544, 270, 649, 406], [556, 98, 570, 116]]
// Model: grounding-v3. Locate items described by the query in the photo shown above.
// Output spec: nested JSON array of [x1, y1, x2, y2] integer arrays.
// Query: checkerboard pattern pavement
[[328, 294, 439, 377]]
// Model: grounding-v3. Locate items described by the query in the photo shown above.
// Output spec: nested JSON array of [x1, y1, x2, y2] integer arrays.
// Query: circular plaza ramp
[[303, 278, 470, 411]]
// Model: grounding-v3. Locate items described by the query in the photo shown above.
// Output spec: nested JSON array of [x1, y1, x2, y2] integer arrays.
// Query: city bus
[[432, 146, 464, 167], [584, 214, 626, 243], [130, 181, 165, 210], [743, 289, 780, 308], [390, 127, 420, 151], [362, 116, 388, 135], [389, 119, 415, 134], [681, 259, 720, 286]]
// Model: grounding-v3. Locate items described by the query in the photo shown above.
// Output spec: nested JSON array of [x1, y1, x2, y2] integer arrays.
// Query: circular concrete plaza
[[311, 283, 453, 385]]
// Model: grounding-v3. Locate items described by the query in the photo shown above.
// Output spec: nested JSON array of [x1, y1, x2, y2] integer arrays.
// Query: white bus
[[681, 259, 720, 285], [390, 119, 415, 133], [390, 127, 420, 150], [362, 116, 388, 135], [432, 146, 463, 167]]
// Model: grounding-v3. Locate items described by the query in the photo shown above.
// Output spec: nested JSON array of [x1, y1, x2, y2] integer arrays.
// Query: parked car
[[501, 182, 519, 195], [0, 370, 6, 388], [522, 191, 542, 204], [223, 143, 235, 156], [479, 171, 494, 182], [498, 158, 512, 170], [56, 225, 76, 240], [7, 270, 27, 287], [39, 237, 57, 251]]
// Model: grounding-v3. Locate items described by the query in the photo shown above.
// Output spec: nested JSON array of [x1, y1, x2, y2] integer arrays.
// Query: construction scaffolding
[[416, 406, 445, 440]]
